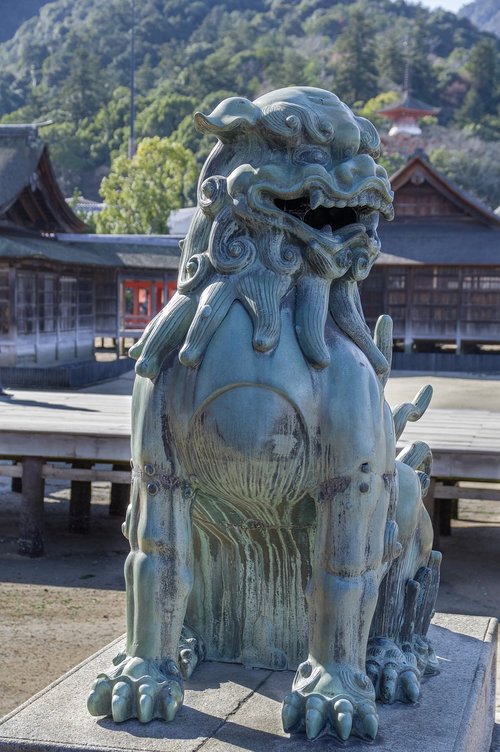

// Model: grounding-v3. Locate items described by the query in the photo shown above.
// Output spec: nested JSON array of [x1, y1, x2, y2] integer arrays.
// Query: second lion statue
[[88, 86, 441, 743]]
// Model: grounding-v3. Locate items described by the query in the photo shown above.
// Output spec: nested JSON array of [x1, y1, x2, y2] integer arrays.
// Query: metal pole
[[403, 36, 411, 95], [128, 0, 136, 159]]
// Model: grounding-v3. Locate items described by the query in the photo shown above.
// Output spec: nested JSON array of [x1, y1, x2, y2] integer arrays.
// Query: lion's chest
[[167, 301, 387, 506], [185, 383, 309, 505]]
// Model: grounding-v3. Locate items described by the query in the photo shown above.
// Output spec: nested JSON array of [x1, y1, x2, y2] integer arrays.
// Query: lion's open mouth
[[274, 196, 357, 235], [273, 188, 392, 236]]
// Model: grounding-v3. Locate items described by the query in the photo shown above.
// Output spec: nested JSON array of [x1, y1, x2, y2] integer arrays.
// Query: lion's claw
[[305, 695, 326, 740], [110, 681, 131, 722], [87, 677, 111, 716], [282, 692, 303, 733], [333, 698, 353, 740], [379, 665, 398, 703], [282, 689, 377, 741], [354, 702, 378, 740], [138, 683, 155, 723], [88, 656, 184, 723], [367, 637, 424, 704], [399, 669, 420, 702]]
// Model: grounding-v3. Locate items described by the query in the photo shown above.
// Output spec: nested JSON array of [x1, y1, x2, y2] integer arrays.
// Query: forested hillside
[[0, 0, 499, 207], [461, 0, 500, 38]]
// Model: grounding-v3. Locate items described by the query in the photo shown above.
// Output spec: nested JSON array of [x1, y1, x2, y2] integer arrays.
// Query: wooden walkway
[[1, 391, 499, 554], [0, 391, 131, 461]]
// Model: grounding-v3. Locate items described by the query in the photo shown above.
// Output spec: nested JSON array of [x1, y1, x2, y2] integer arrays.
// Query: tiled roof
[[0, 229, 182, 269], [0, 124, 86, 232], [378, 218, 500, 265]]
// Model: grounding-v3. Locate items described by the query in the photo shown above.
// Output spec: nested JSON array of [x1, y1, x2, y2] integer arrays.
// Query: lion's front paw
[[366, 637, 421, 704], [87, 655, 183, 723], [282, 660, 378, 741]]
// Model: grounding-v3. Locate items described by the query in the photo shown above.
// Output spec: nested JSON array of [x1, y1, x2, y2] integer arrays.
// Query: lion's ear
[[355, 116, 381, 159], [194, 97, 261, 139]]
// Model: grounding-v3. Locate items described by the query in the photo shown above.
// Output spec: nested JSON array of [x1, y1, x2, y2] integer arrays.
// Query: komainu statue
[[88, 87, 441, 742]]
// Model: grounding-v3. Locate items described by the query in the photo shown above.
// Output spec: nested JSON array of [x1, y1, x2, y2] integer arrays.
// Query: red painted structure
[[122, 279, 177, 330]]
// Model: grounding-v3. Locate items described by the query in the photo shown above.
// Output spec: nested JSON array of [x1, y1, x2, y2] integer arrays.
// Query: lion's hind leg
[[368, 429, 441, 705]]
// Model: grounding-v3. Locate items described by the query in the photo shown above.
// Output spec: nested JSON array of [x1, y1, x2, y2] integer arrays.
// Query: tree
[[135, 93, 197, 139], [59, 49, 107, 125], [356, 91, 400, 128], [96, 137, 197, 234], [455, 39, 499, 126], [376, 30, 406, 90], [405, 16, 438, 103], [332, 9, 378, 105], [430, 145, 500, 209]]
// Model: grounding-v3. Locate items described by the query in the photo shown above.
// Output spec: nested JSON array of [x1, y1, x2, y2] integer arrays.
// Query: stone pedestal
[[0, 613, 496, 752]]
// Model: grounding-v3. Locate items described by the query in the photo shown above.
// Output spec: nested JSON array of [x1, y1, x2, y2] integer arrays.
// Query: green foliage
[[0, 0, 499, 203], [356, 91, 400, 128], [378, 151, 406, 177], [96, 137, 197, 234], [455, 39, 500, 127], [332, 9, 378, 103], [67, 190, 98, 232], [135, 94, 197, 139], [429, 143, 500, 208]]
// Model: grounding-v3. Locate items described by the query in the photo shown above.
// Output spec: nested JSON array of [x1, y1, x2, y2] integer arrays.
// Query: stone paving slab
[[0, 613, 497, 752]]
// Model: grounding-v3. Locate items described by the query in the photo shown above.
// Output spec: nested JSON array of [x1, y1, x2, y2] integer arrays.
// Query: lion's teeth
[[322, 196, 335, 208], [309, 189, 324, 210], [347, 197, 359, 207], [321, 224, 333, 235], [335, 199, 347, 208]]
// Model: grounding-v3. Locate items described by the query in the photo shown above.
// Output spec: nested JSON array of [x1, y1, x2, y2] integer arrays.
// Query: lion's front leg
[[283, 464, 391, 742], [88, 377, 195, 724]]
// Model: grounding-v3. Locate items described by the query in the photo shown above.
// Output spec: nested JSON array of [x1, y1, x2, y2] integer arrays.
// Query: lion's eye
[[293, 147, 329, 166]]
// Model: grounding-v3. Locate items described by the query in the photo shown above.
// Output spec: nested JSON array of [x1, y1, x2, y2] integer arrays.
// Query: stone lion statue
[[88, 86, 441, 743]]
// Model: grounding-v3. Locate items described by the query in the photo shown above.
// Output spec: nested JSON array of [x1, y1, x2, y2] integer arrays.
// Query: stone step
[[0, 613, 497, 752]]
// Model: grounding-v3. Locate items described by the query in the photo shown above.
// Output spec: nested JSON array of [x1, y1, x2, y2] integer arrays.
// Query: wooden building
[[0, 125, 180, 386], [361, 155, 500, 356]]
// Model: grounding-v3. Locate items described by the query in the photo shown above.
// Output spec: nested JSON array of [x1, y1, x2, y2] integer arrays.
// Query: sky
[[409, 0, 466, 13]]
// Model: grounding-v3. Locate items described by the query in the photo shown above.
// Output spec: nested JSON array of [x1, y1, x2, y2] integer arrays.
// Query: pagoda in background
[[377, 92, 440, 137], [376, 53, 440, 156], [377, 91, 440, 157]]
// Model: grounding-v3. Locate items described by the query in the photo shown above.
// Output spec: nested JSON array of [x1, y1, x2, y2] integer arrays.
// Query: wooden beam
[[0, 464, 23, 478], [0, 464, 131, 483], [434, 484, 500, 501], [42, 465, 131, 483]]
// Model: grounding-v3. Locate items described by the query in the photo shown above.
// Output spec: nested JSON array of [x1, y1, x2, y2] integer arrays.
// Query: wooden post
[[69, 460, 92, 533], [403, 267, 414, 354], [456, 267, 464, 355], [12, 463, 22, 493], [18, 457, 45, 557], [437, 480, 456, 537], [109, 464, 130, 517]]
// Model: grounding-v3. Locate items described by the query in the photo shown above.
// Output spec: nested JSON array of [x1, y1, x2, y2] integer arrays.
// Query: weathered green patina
[[88, 87, 440, 743]]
